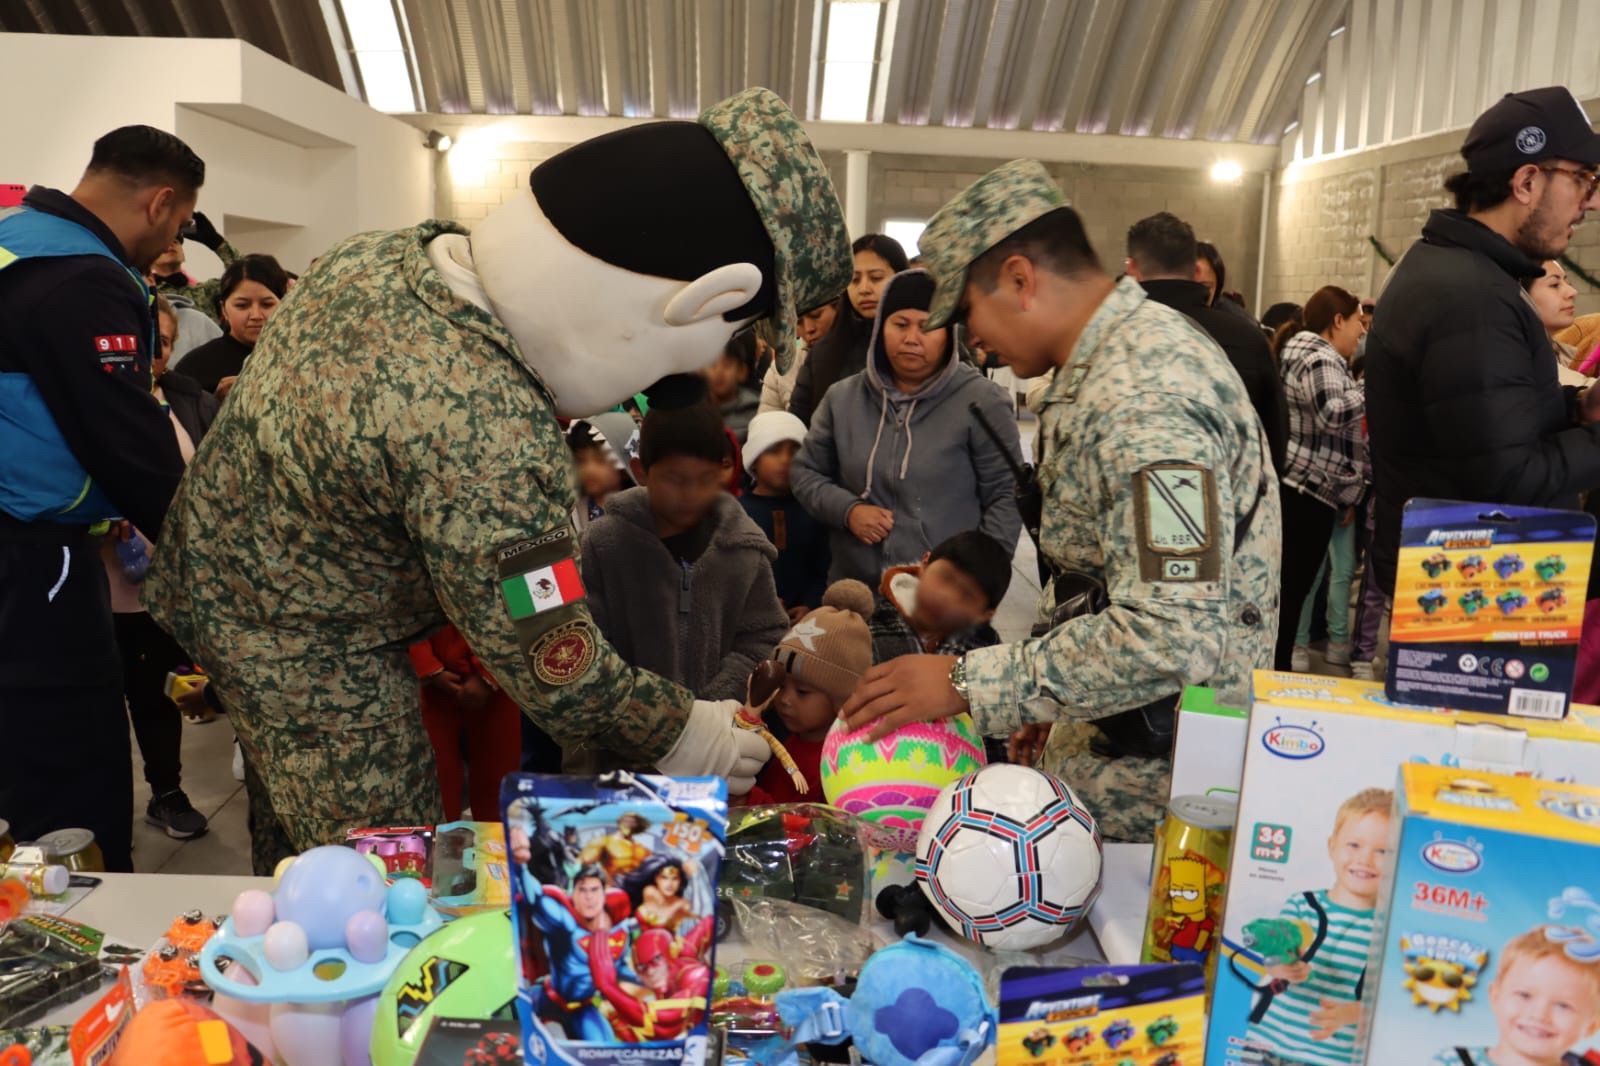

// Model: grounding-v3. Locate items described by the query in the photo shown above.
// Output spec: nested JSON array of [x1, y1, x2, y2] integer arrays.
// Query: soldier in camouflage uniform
[[146, 88, 851, 873], [840, 160, 1280, 842]]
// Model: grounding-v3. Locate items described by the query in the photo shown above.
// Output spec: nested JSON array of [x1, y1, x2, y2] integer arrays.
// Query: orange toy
[[108, 999, 261, 1066], [142, 944, 208, 1000], [0, 878, 27, 922], [163, 910, 222, 954]]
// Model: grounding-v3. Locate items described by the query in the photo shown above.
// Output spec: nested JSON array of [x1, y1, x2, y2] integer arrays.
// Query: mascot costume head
[[430, 87, 850, 417]]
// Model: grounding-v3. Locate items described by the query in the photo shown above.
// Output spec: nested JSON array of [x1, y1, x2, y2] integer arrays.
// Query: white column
[[1255, 171, 1272, 314], [845, 149, 870, 238]]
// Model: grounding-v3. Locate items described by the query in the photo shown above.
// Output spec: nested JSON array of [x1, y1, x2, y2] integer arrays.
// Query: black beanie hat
[[878, 269, 936, 321], [872, 269, 940, 369]]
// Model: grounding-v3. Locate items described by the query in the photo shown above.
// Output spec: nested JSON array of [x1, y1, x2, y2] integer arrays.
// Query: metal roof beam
[[1052, 0, 1119, 132], [1093, 0, 1177, 136], [419, 110, 1282, 169], [1010, 0, 1069, 132], [1140, 0, 1216, 138]]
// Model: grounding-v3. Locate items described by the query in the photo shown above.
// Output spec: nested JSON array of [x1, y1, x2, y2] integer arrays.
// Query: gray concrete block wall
[[1267, 144, 1600, 316], [875, 155, 1263, 310], [445, 144, 1264, 314], [446, 135, 1600, 320]]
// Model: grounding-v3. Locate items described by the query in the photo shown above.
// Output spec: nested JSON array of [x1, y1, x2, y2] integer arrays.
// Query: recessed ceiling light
[[1210, 160, 1244, 184]]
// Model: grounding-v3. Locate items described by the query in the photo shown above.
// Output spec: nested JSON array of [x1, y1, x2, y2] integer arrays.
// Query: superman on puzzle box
[[502, 772, 728, 1066]]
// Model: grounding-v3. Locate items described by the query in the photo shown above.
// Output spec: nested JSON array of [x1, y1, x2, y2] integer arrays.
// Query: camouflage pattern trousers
[[1040, 720, 1171, 844], [224, 648, 444, 875]]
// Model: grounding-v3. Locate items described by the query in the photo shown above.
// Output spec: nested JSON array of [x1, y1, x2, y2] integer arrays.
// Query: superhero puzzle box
[[502, 773, 727, 1066], [1207, 670, 1600, 1066], [1361, 764, 1600, 1066]]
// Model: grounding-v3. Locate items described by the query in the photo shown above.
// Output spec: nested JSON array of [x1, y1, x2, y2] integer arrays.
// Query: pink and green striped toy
[[819, 714, 987, 853]]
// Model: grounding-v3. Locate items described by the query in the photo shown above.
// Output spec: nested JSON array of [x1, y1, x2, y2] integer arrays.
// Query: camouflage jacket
[[146, 221, 693, 759], [154, 238, 241, 325], [962, 277, 1281, 736]]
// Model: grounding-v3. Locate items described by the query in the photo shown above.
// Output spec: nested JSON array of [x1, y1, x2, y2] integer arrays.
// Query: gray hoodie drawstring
[[899, 399, 918, 479], [860, 388, 891, 499]]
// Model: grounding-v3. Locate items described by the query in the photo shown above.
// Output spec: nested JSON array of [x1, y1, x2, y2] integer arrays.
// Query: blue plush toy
[[750, 935, 995, 1066]]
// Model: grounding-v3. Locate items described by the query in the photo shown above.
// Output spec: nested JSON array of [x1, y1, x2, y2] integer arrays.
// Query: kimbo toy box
[[502, 773, 727, 1066], [1362, 764, 1600, 1066], [1206, 671, 1600, 1066]]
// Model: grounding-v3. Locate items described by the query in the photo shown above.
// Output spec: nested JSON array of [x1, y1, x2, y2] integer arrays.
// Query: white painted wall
[[0, 33, 431, 278]]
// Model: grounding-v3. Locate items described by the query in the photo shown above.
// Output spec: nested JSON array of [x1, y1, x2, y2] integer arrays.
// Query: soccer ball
[[914, 763, 1102, 950]]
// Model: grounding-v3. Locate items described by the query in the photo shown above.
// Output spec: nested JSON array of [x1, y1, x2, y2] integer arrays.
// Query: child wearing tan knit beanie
[[751, 578, 875, 804]]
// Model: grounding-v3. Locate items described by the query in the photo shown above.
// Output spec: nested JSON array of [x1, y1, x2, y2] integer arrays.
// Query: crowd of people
[[8, 80, 1600, 874]]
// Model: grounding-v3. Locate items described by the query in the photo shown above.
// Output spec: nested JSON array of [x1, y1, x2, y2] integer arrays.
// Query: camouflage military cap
[[921, 159, 1067, 330], [700, 87, 851, 375]]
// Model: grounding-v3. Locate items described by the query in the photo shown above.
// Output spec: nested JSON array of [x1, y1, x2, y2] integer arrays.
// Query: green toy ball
[[370, 910, 518, 1066]]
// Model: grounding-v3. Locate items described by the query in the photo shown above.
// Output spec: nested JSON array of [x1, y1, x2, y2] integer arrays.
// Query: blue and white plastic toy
[[199, 845, 444, 1066], [750, 935, 995, 1066]]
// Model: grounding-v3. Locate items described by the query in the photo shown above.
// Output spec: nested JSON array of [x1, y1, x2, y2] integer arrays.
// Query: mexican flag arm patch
[[501, 557, 585, 620]]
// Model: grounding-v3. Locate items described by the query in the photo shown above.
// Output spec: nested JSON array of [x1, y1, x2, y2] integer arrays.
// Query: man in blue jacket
[[0, 126, 202, 871]]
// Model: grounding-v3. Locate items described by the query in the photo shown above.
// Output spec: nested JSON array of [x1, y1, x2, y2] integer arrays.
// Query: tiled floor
[[131, 716, 251, 874], [135, 411, 1053, 876]]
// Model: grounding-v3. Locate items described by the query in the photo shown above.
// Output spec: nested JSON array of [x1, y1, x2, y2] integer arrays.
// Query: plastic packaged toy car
[[1458, 588, 1490, 616], [1422, 553, 1453, 579], [1458, 555, 1486, 580], [1540, 588, 1569, 613], [1146, 1014, 1180, 1046], [1537, 554, 1569, 582], [1494, 553, 1526, 580], [1419, 590, 1448, 615], [1021, 1027, 1054, 1057], [1496, 590, 1529, 616], [1102, 1018, 1135, 1050]]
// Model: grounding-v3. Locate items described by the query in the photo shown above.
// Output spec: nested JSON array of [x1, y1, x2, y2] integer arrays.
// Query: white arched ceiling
[[1284, 0, 1600, 164], [1, 0, 1350, 157]]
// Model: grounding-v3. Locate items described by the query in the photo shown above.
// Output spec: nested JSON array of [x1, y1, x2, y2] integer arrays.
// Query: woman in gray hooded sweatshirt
[[792, 269, 1024, 587]]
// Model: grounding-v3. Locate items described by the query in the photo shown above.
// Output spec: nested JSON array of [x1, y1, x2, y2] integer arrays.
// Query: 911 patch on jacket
[[1134, 464, 1221, 583]]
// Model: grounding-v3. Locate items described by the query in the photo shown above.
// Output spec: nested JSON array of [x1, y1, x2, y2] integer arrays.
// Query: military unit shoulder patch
[[1133, 464, 1222, 584]]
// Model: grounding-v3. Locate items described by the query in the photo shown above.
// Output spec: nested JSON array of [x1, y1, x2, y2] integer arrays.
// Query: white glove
[[655, 699, 772, 795]]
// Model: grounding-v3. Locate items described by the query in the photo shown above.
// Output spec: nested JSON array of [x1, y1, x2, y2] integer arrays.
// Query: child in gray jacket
[[581, 399, 789, 703]]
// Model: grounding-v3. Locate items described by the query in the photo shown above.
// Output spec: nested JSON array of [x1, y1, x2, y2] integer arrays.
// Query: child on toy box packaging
[[1240, 787, 1392, 1066], [1361, 765, 1600, 1066], [502, 773, 726, 1066], [1436, 927, 1600, 1066]]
